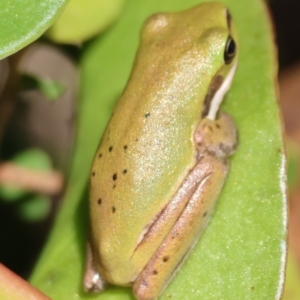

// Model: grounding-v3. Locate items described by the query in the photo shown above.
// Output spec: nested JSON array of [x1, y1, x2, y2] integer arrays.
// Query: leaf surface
[[30, 0, 287, 299]]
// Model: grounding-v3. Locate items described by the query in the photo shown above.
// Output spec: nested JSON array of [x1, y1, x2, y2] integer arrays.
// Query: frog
[[84, 2, 238, 300]]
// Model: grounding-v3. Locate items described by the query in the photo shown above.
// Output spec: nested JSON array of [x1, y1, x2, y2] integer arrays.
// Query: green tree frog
[[84, 2, 238, 300]]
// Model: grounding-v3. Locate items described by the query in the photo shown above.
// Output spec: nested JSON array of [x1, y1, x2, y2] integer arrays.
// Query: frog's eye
[[224, 36, 236, 64]]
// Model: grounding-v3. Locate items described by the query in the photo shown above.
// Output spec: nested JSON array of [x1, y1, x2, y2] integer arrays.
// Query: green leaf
[[30, 0, 286, 299], [17, 195, 51, 222], [0, 0, 68, 59], [12, 148, 52, 171], [38, 78, 65, 100], [0, 149, 52, 201], [22, 74, 66, 101], [46, 0, 126, 43]]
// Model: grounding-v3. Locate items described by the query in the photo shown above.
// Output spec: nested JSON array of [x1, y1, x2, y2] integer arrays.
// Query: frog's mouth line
[[202, 61, 238, 120]]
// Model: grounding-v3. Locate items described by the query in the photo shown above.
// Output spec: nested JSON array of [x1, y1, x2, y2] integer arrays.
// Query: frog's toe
[[84, 267, 107, 292]]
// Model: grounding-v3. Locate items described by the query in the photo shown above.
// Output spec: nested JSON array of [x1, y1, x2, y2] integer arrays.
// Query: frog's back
[[89, 2, 232, 285]]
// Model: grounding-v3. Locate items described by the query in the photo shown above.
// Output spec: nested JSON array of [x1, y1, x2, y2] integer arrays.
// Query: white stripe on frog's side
[[207, 61, 238, 120]]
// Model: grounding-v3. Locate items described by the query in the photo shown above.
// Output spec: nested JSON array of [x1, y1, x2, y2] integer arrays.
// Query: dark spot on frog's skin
[[98, 153, 102, 158], [202, 211, 208, 218], [216, 123, 221, 129], [113, 184, 116, 189], [109, 146, 113, 152], [123, 169, 127, 174], [163, 256, 169, 262], [112, 173, 117, 181], [251, 286, 255, 290], [97, 198, 102, 205], [112, 206, 116, 213], [153, 270, 158, 275], [92, 171, 95, 176], [145, 112, 151, 118], [123, 145, 128, 151], [208, 125, 213, 132], [135, 138, 139, 142]]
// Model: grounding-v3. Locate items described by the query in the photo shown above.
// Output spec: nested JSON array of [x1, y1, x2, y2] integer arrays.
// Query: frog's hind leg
[[133, 155, 229, 300], [84, 241, 107, 292]]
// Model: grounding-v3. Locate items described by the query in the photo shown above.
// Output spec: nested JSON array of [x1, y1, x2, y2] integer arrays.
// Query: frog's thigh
[[84, 241, 106, 292], [133, 155, 228, 300]]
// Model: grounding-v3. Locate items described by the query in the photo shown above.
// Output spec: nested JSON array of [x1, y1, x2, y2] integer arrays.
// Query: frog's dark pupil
[[227, 39, 235, 55], [224, 36, 236, 64]]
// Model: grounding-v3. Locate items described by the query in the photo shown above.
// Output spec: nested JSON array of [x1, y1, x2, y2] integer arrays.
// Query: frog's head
[[139, 2, 238, 121]]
